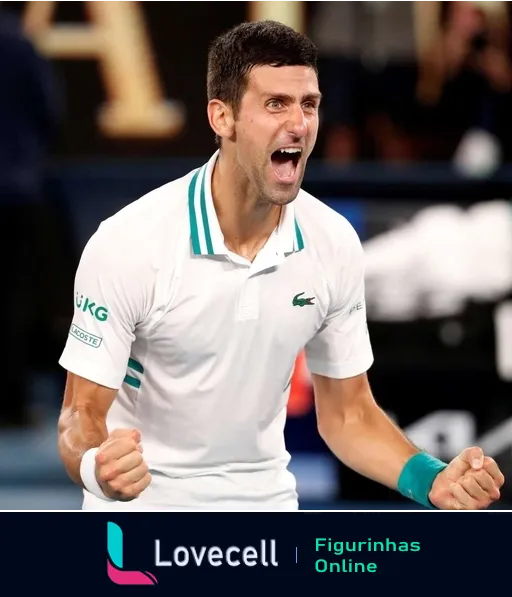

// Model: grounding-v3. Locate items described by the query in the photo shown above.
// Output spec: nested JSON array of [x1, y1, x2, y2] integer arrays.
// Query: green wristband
[[397, 452, 448, 509]]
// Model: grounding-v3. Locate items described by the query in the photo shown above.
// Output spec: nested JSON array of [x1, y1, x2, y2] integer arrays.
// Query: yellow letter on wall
[[248, 2, 304, 32], [24, 1, 185, 139]]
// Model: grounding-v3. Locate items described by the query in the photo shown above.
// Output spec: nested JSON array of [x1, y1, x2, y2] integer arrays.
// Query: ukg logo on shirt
[[107, 522, 158, 585]]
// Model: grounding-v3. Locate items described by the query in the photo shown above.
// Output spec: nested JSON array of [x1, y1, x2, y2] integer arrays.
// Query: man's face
[[233, 65, 321, 206]]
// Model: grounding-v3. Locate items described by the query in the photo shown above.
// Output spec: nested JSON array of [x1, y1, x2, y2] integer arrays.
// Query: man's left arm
[[312, 371, 504, 509], [304, 220, 504, 509], [312, 371, 418, 491]]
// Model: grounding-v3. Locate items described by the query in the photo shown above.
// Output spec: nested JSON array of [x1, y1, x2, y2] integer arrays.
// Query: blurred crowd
[[309, 1, 512, 176], [1, 0, 512, 429]]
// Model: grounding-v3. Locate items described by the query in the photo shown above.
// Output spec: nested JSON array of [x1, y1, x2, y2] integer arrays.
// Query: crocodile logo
[[293, 292, 315, 307]]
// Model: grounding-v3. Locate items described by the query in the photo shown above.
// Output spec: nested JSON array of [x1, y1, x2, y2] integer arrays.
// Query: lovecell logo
[[107, 522, 158, 585]]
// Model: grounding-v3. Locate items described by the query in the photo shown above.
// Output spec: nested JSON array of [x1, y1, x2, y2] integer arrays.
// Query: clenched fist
[[429, 446, 505, 510], [95, 428, 152, 501]]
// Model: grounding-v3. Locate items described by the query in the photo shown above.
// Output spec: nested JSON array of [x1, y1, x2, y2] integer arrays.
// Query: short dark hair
[[207, 20, 318, 118]]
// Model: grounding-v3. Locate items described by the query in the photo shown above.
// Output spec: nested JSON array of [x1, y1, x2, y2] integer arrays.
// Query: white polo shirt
[[59, 150, 374, 511]]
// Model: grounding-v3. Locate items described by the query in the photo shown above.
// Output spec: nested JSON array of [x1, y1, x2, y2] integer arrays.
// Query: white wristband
[[80, 447, 115, 502]]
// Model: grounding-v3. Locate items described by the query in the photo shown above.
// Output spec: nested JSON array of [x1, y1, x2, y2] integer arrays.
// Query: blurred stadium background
[[1, 0, 512, 510]]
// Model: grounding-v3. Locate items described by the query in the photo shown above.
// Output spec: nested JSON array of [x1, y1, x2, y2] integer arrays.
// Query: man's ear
[[207, 99, 235, 141]]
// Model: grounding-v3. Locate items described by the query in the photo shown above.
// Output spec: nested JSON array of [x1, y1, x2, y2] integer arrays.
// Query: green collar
[[188, 152, 305, 256]]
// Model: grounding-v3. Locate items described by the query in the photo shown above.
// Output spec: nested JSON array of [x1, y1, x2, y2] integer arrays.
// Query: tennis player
[[57, 20, 504, 511]]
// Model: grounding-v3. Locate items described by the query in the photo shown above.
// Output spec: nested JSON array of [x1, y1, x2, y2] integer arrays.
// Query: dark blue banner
[[5, 511, 509, 593]]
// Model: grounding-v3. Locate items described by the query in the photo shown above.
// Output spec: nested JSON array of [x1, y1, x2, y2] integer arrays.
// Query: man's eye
[[268, 100, 283, 109]]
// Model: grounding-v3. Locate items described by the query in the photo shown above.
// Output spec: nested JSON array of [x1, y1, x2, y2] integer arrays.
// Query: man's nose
[[285, 105, 308, 138]]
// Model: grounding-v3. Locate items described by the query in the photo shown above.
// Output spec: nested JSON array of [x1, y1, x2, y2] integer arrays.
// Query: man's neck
[[211, 151, 281, 262]]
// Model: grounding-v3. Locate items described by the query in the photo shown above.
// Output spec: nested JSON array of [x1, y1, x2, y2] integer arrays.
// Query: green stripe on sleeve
[[127, 358, 144, 374], [123, 375, 141, 389]]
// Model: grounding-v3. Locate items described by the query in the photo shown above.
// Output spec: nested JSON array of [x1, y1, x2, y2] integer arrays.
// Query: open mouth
[[270, 147, 302, 183]]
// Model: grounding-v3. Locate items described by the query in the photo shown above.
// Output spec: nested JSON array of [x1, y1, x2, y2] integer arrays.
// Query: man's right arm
[[57, 222, 155, 500], [58, 371, 151, 500], [57, 372, 116, 487]]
